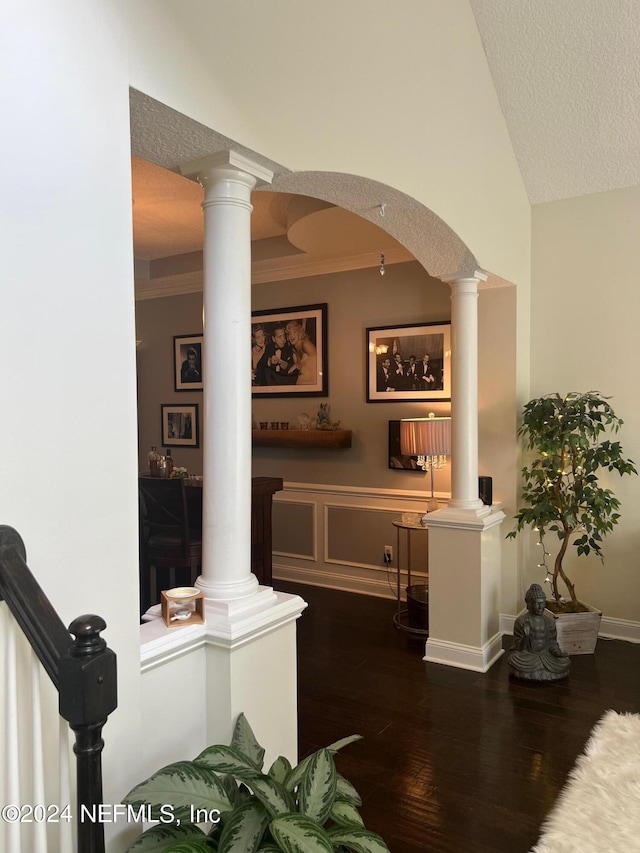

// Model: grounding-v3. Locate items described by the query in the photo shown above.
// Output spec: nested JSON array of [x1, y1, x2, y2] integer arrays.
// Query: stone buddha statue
[[508, 583, 571, 682]]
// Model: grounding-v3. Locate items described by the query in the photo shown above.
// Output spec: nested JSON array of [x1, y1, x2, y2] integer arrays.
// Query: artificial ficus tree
[[508, 391, 636, 609]]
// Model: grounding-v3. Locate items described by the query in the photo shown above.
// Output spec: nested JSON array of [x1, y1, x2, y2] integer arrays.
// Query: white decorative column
[[423, 270, 505, 672], [155, 151, 308, 764], [181, 152, 273, 603], [446, 274, 487, 512]]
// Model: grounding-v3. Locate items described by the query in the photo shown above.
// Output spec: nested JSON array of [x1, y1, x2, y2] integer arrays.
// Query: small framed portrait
[[161, 403, 199, 448], [251, 303, 328, 397], [174, 334, 203, 391], [388, 420, 422, 471], [366, 322, 451, 402]]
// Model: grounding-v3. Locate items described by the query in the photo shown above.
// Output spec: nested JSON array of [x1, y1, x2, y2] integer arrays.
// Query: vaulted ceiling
[[133, 1, 639, 296]]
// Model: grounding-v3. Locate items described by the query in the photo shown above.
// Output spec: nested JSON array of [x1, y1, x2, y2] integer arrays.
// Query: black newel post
[[59, 615, 118, 853]]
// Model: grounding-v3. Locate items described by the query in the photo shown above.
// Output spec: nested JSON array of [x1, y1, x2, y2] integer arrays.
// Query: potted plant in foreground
[[507, 391, 636, 653], [122, 713, 390, 852]]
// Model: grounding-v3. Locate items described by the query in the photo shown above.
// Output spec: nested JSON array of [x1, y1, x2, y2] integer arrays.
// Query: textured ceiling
[[470, 0, 640, 204]]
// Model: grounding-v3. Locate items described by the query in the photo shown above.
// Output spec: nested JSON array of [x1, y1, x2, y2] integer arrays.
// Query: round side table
[[392, 515, 429, 637]]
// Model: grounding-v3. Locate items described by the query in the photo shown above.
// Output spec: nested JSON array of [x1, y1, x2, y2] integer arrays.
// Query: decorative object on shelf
[[161, 587, 204, 628], [251, 303, 328, 397], [401, 413, 451, 521], [379, 252, 386, 276], [298, 412, 310, 429], [147, 445, 160, 476], [366, 322, 451, 402], [315, 403, 341, 430], [280, 421, 289, 430], [170, 467, 189, 479], [161, 403, 199, 448], [122, 714, 390, 853], [507, 584, 570, 681], [164, 448, 173, 476], [388, 421, 422, 471], [173, 334, 203, 391], [506, 391, 636, 653]]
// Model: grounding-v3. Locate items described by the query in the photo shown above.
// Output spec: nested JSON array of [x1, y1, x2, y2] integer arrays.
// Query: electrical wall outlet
[[384, 545, 393, 564]]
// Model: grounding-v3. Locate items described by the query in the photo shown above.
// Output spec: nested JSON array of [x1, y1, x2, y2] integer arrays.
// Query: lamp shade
[[400, 416, 451, 457]]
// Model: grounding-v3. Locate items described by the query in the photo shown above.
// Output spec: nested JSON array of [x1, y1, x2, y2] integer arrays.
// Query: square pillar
[[425, 508, 505, 671]]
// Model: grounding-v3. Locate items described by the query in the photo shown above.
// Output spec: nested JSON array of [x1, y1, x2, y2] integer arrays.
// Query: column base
[[140, 588, 308, 769], [426, 504, 500, 529], [424, 632, 504, 672], [195, 571, 260, 602], [204, 589, 308, 766], [424, 507, 506, 671], [204, 587, 305, 648]]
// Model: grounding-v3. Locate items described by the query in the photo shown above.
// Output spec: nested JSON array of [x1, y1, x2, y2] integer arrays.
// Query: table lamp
[[400, 413, 451, 521]]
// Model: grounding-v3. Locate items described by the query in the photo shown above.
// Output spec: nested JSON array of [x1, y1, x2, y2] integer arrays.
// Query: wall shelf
[[252, 429, 352, 450]]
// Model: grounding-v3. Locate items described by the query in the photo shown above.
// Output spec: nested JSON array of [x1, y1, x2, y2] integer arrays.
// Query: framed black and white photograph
[[251, 303, 328, 397], [388, 420, 422, 471], [161, 403, 199, 448], [366, 322, 451, 402], [174, 334, 203, 391]]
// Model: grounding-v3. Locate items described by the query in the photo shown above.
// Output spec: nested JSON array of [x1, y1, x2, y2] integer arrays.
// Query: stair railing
[[0, 525, 117, 853]]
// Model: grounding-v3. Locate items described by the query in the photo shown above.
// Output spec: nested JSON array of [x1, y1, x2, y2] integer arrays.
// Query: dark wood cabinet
[[251, 476, 283, 585], [140, 474, 283, 595]]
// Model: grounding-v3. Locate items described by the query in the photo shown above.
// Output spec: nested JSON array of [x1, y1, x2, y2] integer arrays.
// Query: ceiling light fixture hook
[[379, 203, 387, 217]]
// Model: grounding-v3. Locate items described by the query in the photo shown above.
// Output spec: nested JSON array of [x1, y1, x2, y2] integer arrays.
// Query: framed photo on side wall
[[367, 322, 451, 402], [251, 303, 328, 397], [161, 403, 199, 448], [174, 334, 203, 391]]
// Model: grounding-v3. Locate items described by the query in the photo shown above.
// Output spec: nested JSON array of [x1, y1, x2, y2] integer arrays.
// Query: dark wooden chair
[[138, 477, 202, 612]]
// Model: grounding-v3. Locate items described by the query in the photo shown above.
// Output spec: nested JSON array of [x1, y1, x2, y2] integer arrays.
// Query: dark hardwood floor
[[277, 581, 640, 853]]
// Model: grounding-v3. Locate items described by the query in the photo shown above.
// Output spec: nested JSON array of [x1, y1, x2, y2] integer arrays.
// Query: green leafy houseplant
[[122, 714, 390, 853], [507, 391, 636, 612]]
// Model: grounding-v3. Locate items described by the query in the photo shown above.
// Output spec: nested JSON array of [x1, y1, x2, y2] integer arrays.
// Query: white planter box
[[546, 603, 602, 655]]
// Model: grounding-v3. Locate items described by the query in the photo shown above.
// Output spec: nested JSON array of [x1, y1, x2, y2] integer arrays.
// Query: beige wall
[[136, 262, 455, 487], [531, 187, 640, 622], [136, 291, 204, 471], [136, 261, 519, 607]]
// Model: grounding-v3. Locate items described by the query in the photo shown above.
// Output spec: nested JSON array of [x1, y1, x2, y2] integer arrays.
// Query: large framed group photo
[[366, 321, 451, 402], [251, 303, 328, 397]]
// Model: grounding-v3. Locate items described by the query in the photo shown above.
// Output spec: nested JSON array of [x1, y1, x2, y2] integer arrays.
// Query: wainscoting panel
[[272, 500, 316, 561], [273, 482, 440, 598]]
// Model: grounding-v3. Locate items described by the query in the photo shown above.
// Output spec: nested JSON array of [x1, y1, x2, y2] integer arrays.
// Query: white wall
[[1, 2, 142, 850], [531, 187, 640, 623]]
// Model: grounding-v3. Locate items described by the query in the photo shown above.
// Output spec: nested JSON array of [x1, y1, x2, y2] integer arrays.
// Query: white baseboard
[[599, 615, 640, 644], [500, 613, 516, 636], [273, 562, 398, 600], [424, 632, 505, 672], [423, 633, 504, 672]]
